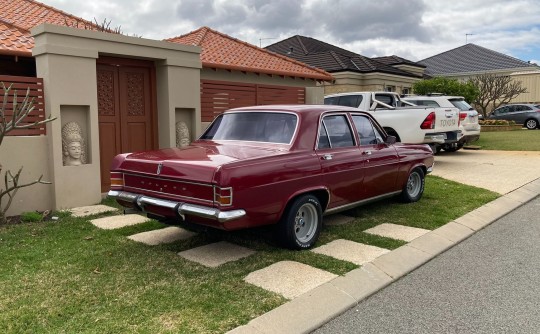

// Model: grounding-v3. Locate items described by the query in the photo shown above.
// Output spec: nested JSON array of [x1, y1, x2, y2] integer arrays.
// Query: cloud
[[37, 0, 540, 62]]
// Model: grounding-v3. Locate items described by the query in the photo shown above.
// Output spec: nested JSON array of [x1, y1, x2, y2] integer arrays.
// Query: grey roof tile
[[266, 35, 422, 78], [419, 43, 538, 76]]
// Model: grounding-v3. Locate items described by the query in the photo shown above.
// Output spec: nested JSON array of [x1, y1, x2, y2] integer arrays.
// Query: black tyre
[[278, 194, 322, 249], [400, 167, 425, 203], [525, 118, 538, 130]]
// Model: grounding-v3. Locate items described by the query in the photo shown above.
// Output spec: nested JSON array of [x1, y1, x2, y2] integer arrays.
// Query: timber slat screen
[[0, 75, 46, 136], [201, 80, 305, 122]]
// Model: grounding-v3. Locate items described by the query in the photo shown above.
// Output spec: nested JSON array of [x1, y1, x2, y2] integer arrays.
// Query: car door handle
[[322, 154, 333, 160], [362, 150, 372, 156]]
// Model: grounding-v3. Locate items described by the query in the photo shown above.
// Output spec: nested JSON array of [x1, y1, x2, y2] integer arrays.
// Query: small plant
[[20, 211, 43, 223]]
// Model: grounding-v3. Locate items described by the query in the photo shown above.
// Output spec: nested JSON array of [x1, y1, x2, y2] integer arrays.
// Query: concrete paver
[[244, 261, 337, 299], [329, 263, 393, 302], [243, 280, 355, 334], [127, 226, 196, 245], [370, 244, 433, 279], [363, 223, 430, 242], [90, 214, 150, 229], [70, 204, 118, 217], [178, 241, 255, 267], [311, 239, 389, 265]]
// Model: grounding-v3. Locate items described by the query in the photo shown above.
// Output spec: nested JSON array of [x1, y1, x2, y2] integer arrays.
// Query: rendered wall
[[28, 24, 201, 212], [1, 136, 52, 216]]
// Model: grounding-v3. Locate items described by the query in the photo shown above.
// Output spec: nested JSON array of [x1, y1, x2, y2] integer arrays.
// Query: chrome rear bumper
[[108, 190, 246, 223]]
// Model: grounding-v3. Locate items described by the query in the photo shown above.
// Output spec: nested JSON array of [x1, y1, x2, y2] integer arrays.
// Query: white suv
[[403, 95, 480, 152]]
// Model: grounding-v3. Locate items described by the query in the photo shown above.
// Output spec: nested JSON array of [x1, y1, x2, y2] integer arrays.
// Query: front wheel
[[400, 168, 425, 203], [278, 195, 322, 249], [525, 119, 538, 130]]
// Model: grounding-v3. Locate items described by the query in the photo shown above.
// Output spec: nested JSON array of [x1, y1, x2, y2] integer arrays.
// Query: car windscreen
[[200, 112, 297, 144], [449, 99, 474, 111]]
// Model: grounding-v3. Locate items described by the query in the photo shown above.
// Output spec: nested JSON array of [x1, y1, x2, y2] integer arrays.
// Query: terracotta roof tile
[[0, 0, 98, 55], [166, 27, 333, 81]]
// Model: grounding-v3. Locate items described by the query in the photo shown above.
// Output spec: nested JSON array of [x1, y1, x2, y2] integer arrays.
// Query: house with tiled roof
[[266, 35, 425, 95], [166, 27, 333, 125], [0, 1, 334, 217], [419, 43, 540, 103], [0, 0, 204, 216]]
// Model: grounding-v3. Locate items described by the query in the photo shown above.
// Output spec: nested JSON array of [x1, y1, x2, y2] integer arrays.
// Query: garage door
[[201, 80, 305, 122]]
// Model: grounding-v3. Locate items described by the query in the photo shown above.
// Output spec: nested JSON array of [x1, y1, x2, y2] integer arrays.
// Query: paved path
[[313, 196, 540, 334]]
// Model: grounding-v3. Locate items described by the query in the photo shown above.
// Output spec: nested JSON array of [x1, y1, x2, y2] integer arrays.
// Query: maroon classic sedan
[[108, 105, 434, 249]]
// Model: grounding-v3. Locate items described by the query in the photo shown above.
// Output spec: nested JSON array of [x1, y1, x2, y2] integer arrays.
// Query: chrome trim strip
[[324, 191, 401, 215], [107, 190, 246, 223], [124, 185, 214, 204]]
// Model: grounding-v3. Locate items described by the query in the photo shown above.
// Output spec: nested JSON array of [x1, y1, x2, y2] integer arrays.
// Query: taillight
[[214, 187, 233, 206], [421, 112, 436, 129], [459, 112, 468, 125], [110, 172, 124, 189]]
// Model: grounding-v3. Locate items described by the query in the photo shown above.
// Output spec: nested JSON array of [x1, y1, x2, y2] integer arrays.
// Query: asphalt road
[[313, 196, 540, 334]]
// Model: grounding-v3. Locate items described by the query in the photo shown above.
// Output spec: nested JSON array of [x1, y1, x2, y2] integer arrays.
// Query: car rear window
[[449, 99, 473, 111], [407, 100, 440, 107], [200, 112, 297, 144]]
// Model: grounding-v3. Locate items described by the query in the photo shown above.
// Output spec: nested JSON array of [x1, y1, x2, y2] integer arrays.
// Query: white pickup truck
[[324, 92, 460, 151]]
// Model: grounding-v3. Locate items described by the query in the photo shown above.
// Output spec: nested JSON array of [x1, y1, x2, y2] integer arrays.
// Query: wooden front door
[[97, 58, 157, 192]]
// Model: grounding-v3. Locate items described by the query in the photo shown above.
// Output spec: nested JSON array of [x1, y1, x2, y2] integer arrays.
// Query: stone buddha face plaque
[[62, 122, 86, 166]]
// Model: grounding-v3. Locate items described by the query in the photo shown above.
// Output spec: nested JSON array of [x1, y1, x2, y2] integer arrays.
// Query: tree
[[0, 83, 56, 223], [469, 73, 528, 117], [412, 77, 479, 104]]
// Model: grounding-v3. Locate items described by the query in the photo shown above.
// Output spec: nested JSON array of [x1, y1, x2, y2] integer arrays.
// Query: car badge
[[156, 162, 163, 175]]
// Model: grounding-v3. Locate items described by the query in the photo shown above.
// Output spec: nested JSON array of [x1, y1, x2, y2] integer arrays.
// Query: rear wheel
[[400, 167, 425, 203], [278, 195, 322, 249], [525, 119, 538, 130]]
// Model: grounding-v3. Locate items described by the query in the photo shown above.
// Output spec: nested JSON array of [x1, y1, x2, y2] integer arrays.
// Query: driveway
[[431, 150, 540, 194]]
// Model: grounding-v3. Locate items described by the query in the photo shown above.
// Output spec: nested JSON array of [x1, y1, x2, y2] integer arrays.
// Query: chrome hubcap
[[294, 203, 317, 243], [407, 172, 422, 198]]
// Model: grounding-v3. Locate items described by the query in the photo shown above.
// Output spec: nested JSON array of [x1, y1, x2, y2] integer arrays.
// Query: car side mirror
[[385, 135, 396, 145]]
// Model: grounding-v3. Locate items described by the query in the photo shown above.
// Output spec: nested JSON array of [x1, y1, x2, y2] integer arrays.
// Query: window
[[385, 85, 395, 92], [408, 100, 440, 107], [352, 115, 383, 146], [515, 105, 532, 111], [374, 94, 396, 107], [402, 87, 411, 95], [324, 95, 363, 108], [449, 98, 473, 111], [318, 115, 355, 148], [201, 112, 297, 144]]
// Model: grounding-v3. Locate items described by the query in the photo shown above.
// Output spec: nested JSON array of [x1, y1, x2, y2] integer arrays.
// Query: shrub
[[20, 211, 43, 223], [479, 120, 516, 126]]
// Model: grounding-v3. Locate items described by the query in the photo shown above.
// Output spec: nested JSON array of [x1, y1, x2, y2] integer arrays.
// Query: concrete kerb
[[227, 178, 540, 334]]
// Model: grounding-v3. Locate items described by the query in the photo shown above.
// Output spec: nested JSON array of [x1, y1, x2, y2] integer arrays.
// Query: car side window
[[515, 105, 531, 111], [352, 115, 383, 146], [409, 100, 440, 107], [338, 95, 362, 108], [319, 115, 355, 148]]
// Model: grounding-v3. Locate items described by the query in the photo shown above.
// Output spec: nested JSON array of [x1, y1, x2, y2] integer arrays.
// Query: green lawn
[[0, 176, 498, 333], [473, 129, 540, 151]]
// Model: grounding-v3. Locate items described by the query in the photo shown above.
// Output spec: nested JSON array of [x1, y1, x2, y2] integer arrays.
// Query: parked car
[[324, 92, 461, 153], [108, 105, 434, 249], [403, 95, 481, 152], [488, 104, 540, 130]]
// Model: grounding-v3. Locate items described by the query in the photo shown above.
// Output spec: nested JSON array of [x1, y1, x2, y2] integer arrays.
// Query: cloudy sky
[[40, 0, 540, 64]]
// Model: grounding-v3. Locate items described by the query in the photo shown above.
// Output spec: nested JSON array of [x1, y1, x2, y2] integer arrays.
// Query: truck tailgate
[[432, 107, 459, 132]]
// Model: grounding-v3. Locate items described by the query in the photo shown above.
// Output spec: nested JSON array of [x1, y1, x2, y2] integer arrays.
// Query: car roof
[[403, 95, 464, 100], [226, 104, 369, 115]]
